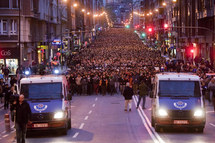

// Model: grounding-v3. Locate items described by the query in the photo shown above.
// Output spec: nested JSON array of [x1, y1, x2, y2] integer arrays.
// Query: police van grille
[[31, 113, 53, 121], [169, 110, 192, 119]]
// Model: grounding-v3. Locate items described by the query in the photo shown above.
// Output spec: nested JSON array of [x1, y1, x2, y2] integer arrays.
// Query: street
[[0, 95, 214, 143]]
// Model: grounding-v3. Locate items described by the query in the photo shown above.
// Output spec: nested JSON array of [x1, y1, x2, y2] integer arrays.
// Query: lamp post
[[18, 0, 21, 66]]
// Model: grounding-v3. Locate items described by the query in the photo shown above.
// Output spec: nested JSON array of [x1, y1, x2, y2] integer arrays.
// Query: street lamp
[[73, 3, 78, 8], [162, 2, 167, 6], [81, 9, 85, 12]]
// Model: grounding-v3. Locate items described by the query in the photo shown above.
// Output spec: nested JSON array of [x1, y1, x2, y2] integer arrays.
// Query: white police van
[[19, 74, 72, 134], [151, 73, 206, 132]]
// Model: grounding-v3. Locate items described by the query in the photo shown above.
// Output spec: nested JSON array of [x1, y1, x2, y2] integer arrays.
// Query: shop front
[[0, 48, 19, 75]]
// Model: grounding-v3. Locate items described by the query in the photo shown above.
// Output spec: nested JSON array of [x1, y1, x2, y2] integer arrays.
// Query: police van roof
[[156, 72, 200, 81], [20, 75, 67, 84]]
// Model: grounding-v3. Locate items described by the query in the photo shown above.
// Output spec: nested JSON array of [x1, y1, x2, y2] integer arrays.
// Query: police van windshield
[[159, 80, 201, 97], [21, 83, 62, 99]]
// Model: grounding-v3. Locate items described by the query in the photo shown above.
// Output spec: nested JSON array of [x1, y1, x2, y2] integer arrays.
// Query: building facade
[[0, 0, 104, 74]]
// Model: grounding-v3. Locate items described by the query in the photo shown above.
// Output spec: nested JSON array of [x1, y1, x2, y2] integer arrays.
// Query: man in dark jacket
[[12, 94, 31, 143], [3, 84, 10, 110], [123, 82, 134, 111], [136, 81, 148, 109]]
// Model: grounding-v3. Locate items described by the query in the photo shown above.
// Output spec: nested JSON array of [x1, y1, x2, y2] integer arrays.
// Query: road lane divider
[[84, 116, 89, 120], [210, 123, 215, 127], [79, 123, 85, 129], [133, 96, 159, 143], [133, 96, 165, 143], [92, 104, 96, 107], [95, 98, 98, 101], [88, 110, 92, 114], [72, 132, 79, 138]]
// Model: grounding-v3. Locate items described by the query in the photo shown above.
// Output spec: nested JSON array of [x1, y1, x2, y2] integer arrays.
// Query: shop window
[[6, 59, 18, 75], [0, 0, 9, 8], [10, 19, 17, 35]]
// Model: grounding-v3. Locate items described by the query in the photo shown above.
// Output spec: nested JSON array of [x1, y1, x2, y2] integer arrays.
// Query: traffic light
[[164, 23, 168, 29], [190, 49, 194, 53], [125, 25, 130, 29], [141, 33, 146, 37], [148, 27, 153, 33]]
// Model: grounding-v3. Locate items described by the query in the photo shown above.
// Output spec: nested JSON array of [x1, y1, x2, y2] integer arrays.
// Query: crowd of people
[[0, 28, 215, 110]]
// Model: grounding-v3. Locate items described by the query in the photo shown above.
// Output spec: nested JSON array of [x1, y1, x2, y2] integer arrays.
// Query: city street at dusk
[[1, 0, 215, 143]]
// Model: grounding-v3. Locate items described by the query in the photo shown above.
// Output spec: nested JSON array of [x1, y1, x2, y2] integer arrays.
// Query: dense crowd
[[1, 28, 215, 110], [66, 28, 215, 104]]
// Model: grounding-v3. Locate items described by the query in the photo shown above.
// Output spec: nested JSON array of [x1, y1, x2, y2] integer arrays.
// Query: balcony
[[0, 35, 18, 41]]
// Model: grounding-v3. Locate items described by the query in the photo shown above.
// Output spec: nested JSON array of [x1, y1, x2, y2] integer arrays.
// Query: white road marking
[[210, 123, 215, 127], [72, 132, 79, 138], [11, 130, 16, 133], [92, 104, 96, 107], [84, 116, 89, 120], [1, 131, 6, 134], [95, 98, 98, 101], [88, 110, 92, 114], [79, 123, 85, 129], [134, 96, 166, 143], [2, 134, 8, 138], [133, 97, 159, 143], [11, 125, 15, 128]]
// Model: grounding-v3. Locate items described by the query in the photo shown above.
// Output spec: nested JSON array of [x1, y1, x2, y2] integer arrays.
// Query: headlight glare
[[54, 111, 64, 119], [157, 109, 168, 117], [194, 109, 204, 117]]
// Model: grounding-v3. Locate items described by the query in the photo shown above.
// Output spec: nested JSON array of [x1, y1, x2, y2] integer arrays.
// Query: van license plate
[[34, 123, 48, 128], [174, 120, 188, 124]]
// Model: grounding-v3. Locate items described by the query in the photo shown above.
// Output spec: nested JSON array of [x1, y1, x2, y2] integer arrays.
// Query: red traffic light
[[164, 23, 168, 29], [148, 27, 153, 32], [190, 49, 194, 53]]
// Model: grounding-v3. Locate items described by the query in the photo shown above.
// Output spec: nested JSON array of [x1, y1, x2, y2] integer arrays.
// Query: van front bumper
[[155, 117, 206, 128], [27, 120, 67, 131]]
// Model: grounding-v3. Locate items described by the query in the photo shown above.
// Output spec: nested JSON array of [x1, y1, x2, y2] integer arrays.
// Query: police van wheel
[[68, 118, 71, 129], [155, 125, 161, 132], [196, 127, 204, 133], [62, 128, 68, 135], [151, 116, 155, 127]]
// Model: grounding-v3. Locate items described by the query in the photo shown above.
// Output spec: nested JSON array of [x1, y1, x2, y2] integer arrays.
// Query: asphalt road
[[0, 94, 215, 143]]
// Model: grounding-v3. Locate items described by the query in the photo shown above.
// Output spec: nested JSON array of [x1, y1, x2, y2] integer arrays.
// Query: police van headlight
[[54, 69, 60, 74], [157, 109, 168, 117], [194, 109, 204, 118], [25, 70, 30, 76], [54, 111, 64, 119]]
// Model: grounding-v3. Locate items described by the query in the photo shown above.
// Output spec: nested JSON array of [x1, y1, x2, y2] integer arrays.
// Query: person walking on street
[[3, 84, 10, 109], [208, 78, 215, 103], [136, 81, 148, 109], [123, 82, 134, 111], [11, 94, 31, 143]]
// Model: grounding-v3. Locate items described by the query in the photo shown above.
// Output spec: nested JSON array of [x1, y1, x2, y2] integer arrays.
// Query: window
[[12, 0, 18, 8], [10, 20, 17, 35], [159, 80, 201, 97], [0, 0, 9, 8], [0, 20, 8, 35], [21, 83, 62, 99]]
